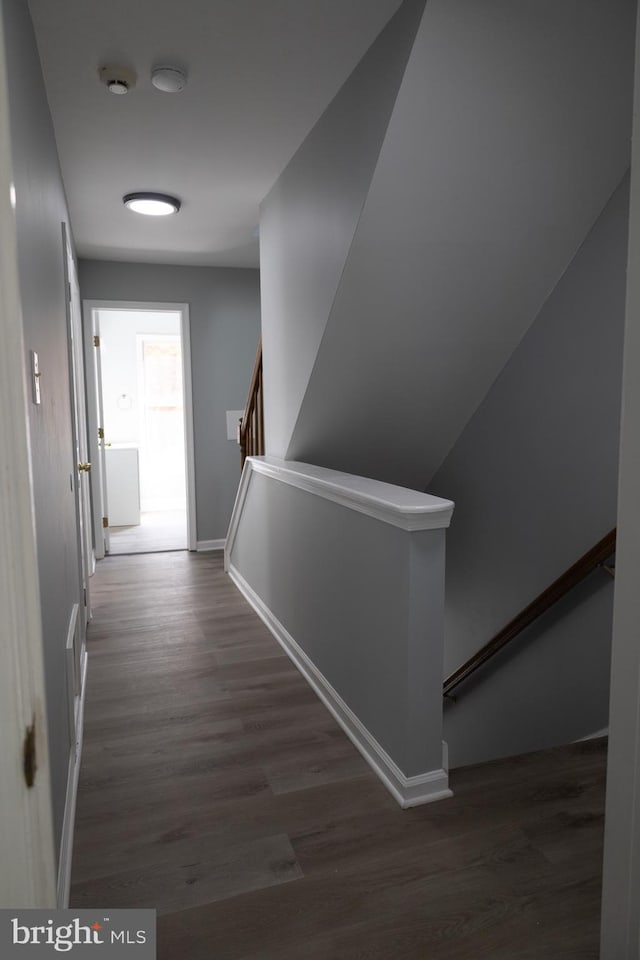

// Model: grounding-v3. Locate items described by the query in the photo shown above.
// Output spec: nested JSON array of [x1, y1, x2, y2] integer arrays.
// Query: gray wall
[[429, 176, 629, 767], [230, 469, 447, 778], [78, 260, 261, 542], [600, 11, 640, 948], [270, 0, 635, 490], [260, 0, 424, 459], [3, 0, 80, 863]]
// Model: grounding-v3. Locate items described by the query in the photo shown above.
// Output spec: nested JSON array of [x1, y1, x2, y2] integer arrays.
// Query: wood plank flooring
[[71, 551, 607, 958], [108, 509, 187, 554]]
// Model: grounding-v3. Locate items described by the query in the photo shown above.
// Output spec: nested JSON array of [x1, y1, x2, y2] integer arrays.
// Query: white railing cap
[[247, 456, 454, 531]]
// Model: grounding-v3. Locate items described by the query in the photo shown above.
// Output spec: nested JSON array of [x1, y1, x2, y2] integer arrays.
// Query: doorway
[[84, 301, 196, 556]]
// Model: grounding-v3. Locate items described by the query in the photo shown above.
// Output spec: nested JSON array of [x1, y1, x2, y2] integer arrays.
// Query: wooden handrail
[[443, 528, 617, 699], [239, 339, 264, 468]]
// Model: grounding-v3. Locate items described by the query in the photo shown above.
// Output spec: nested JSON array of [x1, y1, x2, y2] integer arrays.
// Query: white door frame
[[62, 224, 91, 635], [82, 300, 197, 552], [0, 9, 56, 906], [87, 308, 110, 558]]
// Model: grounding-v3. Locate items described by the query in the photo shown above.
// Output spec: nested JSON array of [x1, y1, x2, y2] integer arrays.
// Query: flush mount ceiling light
[[151, 66, 188, 93], [123, 192, 181, 216]]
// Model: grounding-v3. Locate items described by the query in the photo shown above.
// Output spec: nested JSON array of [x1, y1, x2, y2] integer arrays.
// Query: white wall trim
[[226, 457, 454, 568], [56, 648, 88, 908], [82, 302, 106, 560], [179, 304, 197, 552], [254, 456, 454, 529], [197, 539, 226, 552], [65, 603, 79, 668], [65, 603, 79, 745], [228, 563, 452, 808], [225, 460, 253, 570]]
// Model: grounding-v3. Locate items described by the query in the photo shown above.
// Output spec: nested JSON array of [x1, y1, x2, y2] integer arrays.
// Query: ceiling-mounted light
[[151, 66, 188, 93], [123, 192, 181, 216]]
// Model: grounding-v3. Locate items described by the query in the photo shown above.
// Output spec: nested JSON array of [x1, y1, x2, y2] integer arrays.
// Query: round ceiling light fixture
[[123, 192, 181, 216], [151, 66, 188, 93]]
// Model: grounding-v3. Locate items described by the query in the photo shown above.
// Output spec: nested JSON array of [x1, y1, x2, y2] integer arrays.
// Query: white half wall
[[225, 457, 454, 807]]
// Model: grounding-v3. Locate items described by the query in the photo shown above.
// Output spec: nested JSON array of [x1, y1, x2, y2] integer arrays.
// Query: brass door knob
[[78, 462, 92, 472]]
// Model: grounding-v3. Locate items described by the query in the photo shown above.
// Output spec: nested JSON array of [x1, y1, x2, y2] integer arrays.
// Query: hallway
[[71, 551, 606, 959]]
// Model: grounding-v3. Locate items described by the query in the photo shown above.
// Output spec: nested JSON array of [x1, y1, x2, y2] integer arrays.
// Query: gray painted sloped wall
[[78, 260, 260, 542], [600, 25, 640, 942], [285, 0, 635, 490], [260, 0, 426, 459], [3, 0, 80, 863], [428, 176, 629, 768]]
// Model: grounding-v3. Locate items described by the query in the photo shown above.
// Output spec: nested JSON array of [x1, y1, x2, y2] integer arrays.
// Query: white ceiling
[[27, 0, 403, 267]]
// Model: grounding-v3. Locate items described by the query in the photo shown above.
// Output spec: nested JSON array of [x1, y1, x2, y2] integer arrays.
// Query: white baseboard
[[65, 604, 79, 744], [57, 648, 88, 908], [227, 564, 452, 809], [197, 539, 226, 552]]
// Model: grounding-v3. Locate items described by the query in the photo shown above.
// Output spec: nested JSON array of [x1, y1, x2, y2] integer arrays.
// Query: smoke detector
[[99, 65, 137, 95], [151, 66, 188, 93]]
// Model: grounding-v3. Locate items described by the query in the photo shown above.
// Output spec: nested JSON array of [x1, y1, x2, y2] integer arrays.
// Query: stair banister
[[443, 528, 617, 699], [239, 338, 264, 468]]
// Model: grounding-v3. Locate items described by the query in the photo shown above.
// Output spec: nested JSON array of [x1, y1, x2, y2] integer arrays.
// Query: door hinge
[[67, 281, 72, 302], [93, 335, 100, 347], [23, 718, 36, 788], [102, 517, 109, 528], [83, 587, 87, 607], [98, 426, 104, 440]]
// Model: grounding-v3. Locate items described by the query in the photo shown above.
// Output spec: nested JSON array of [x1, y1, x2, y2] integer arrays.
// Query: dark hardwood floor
[[71, 551, 607, 958]]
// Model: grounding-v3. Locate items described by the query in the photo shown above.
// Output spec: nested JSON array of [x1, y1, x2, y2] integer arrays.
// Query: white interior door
[[63, 225, 91, 632], [86, 309, 110, 556], [94, 313, 111, 553], [0, 7, 56, 905]]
